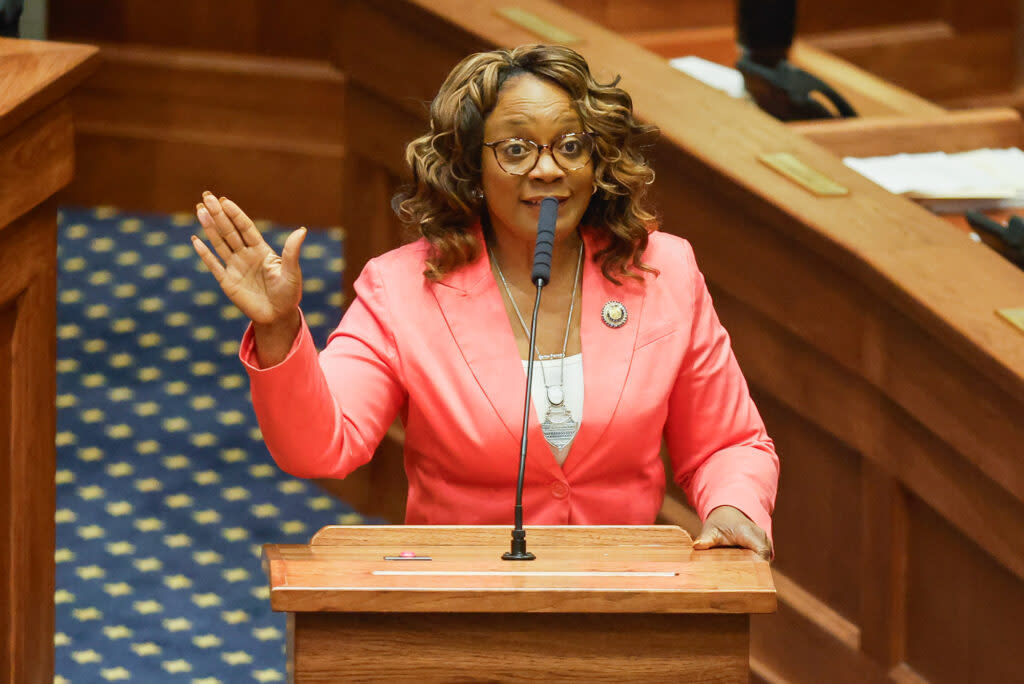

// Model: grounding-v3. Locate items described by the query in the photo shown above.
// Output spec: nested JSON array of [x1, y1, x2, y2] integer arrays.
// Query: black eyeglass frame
[[482, 132, 594, 175]]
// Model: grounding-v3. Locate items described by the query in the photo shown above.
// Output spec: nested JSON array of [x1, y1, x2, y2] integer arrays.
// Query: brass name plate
[[496, 7, 580, 44], [758, 152, 849, 197], [997, 307, 1024, 334]]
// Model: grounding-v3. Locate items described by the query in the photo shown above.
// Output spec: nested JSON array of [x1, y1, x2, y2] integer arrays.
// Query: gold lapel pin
[[601, 300, 628, 328]]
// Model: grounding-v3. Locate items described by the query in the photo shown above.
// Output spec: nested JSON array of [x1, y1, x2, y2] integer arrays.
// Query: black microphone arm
[[965, 211, 1024, 268], [503, 196, 559, 561]]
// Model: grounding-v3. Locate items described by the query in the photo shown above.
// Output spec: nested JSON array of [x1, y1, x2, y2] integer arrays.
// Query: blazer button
[[550, 481, 568, 499]]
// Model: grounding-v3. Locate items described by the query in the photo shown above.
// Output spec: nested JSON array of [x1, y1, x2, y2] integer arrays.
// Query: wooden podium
[[262, 525, 775, 682]]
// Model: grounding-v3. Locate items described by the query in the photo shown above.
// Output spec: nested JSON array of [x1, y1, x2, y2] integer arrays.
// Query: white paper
[[668, 56, 747, 99], [843, 148, 1024, 212]]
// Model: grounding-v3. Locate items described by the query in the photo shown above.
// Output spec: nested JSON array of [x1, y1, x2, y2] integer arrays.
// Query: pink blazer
[[241, 228, 779, 540]]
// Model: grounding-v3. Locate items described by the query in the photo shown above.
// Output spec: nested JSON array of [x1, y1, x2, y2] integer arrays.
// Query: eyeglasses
[[483, 132, 594, 175]]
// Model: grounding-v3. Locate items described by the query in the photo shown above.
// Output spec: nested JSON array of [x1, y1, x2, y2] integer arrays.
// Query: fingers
[[196, 202, 230, 262], [201, 191, 246, 254], [736, 526, 772, 560], [693, 518, 773, 560], [190, 234, 226, 282], [281, 227, 307, 275], [219, 197, 263, 248], [692, 526, 725, 550]]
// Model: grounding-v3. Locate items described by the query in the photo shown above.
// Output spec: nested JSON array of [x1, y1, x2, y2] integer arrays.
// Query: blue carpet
[[54, 206, 376, 683]]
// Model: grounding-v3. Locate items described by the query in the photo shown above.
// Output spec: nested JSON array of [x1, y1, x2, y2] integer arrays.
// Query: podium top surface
[[262, 525, 776, 614], [0, 38, 99, 139]]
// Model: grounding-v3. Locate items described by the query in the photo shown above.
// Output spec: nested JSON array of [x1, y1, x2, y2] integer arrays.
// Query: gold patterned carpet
[[53, 206, 375, 683]]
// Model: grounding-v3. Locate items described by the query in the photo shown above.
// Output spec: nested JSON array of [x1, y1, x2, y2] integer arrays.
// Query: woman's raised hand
[[191, 192, 307, 325]]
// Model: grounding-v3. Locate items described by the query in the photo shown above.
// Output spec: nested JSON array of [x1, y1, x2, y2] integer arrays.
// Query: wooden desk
[[0, 38, 99, 684], [791, 106, 1024, 255], [563, 0, 1018, 111], [263, 525, 775, 682]]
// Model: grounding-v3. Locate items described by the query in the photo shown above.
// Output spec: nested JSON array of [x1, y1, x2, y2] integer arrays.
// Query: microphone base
[[502, 550, 536, 561], [502, 530, 536, 561]]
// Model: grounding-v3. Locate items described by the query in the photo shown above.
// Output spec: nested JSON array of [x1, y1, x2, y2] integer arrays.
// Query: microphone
[[735, 0, 857, 121], [736, 0, 795, 69], [530, 197, 558, 285], [503, 196, 559, 561]]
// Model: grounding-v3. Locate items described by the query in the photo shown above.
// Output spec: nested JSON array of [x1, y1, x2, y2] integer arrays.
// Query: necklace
[[491, 242, 584, 452]]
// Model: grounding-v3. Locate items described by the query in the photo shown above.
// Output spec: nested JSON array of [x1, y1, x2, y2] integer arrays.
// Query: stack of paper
[[668, 56, 747, 99], [843, 148, 1024, 213]]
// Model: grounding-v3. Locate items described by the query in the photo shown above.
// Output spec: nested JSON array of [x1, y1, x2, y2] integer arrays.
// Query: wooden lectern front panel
[[291, 611, 749, 683]]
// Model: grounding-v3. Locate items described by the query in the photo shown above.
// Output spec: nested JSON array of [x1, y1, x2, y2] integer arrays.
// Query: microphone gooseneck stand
[[503, 196, 559, 561]]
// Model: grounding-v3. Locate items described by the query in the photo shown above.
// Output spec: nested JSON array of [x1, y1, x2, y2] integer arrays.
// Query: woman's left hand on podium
[[693, 505, 773, 560]]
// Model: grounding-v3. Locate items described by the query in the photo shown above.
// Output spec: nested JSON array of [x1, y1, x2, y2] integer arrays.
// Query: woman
[[192, 45, 778, 559]]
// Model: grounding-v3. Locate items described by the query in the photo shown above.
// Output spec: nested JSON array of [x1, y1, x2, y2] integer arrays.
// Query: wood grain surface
[[0, 38, 100, 138], [790, 107, 1022, 157], [292, 611, 749, 682], [264, 526, 776, 615]]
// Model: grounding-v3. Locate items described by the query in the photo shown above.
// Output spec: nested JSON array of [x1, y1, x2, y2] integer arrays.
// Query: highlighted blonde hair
[[393, 44, 658, 283]]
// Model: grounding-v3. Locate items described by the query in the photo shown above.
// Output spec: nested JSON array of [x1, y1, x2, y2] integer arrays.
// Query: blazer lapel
[[427, 227, 649, 477], [563, 230, 647, 473], [429, 245, 529, 446]]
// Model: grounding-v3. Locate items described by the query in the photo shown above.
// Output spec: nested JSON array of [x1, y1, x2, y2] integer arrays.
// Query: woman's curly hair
[[392, 44, 658, 283]]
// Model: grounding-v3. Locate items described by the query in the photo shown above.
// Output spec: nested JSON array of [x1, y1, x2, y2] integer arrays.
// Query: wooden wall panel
[[58, 45, 346, 228], [2, 39, 98, 683], [68, 122, 343, 228], [557, 0, 1018, 109], [704, 278, 1024, 580], [0, 300, 14, 680], [905, 494, 1024, 683], [49, 0, 337, 59], [553, 0, 1012, 37], [858, 462, 909, 669], [816, 31, 1015, 103], [648, 154, 1024, 511], [792, 107, 1024, 158], [691, 262, 1024, 684], [71, 47, 346, 143], [0, 201, 60, 684], [554, 0, 734, 33], [754, 393, 862, 625], [554, 0, 945, 34], [750, 584, 887, 684], [335, 81, 422, 301]]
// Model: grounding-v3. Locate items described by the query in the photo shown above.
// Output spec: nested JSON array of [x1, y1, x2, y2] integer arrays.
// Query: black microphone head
[[736, 0, 796, 66], [530, 197, 559, 285]]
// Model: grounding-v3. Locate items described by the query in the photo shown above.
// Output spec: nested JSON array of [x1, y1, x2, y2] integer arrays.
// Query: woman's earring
[[474, 188, 485, 200]]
